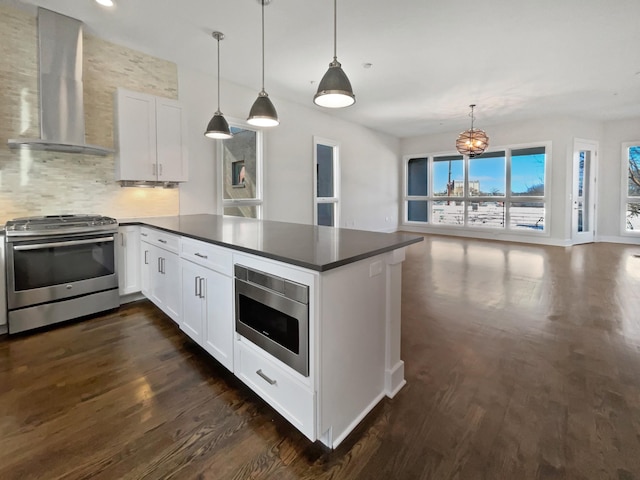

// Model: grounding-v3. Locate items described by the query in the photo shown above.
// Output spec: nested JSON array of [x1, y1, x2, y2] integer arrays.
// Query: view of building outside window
[[222, 126, 260, 218], [405, 145, 546, 232], [627, 145, 640, 232]]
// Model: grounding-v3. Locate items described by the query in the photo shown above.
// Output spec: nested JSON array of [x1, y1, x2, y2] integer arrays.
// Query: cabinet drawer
[[180, 237, 232, 276], [235, 340, 315, 440], [140, 227, 179, 254]]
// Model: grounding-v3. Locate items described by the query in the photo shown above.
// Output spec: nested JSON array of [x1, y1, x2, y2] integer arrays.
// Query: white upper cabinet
[[115, 88, 188, 183]]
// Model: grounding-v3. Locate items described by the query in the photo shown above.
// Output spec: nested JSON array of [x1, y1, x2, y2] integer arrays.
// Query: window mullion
[[505, 149, 512, 229]]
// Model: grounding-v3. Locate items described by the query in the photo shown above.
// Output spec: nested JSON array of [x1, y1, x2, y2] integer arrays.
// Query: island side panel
[[318, 254, 387, 448]]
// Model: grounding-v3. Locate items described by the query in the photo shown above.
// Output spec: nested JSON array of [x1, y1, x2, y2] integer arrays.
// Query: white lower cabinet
[[181, 259, 205, 343], [117, 226, 140, 295], [235, 338, 315, 440], [180, 239, 234, 371], [201, 268, 233, 370], [140, 230, 181, 324], [139, 228, 317, 442]]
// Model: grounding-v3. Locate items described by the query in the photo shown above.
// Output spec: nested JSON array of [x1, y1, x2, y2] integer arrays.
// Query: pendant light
[[455, 104, 489, 158], [205, 31, 233, 139], [313, 0, 355, 108], [247, 0, 279, 127]]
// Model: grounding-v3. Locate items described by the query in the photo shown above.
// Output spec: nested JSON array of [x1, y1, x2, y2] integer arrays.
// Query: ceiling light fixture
[[247, 0, 279, 127], [205, 31, 233, 140], [313, 0, 355, 108], [455, 104, 489, 158], [95, 0, 114, 7]]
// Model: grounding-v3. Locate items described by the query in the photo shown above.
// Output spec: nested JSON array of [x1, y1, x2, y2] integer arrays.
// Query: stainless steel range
[[5, 214, 119, 334]]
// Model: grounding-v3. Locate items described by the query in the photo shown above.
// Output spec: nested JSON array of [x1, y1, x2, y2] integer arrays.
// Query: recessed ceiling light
[[95, 0, 114, 7]]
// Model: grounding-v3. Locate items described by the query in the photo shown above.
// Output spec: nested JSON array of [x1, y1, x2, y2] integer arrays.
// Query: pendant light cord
[[469, 104, 475, 130], [333, 0, 337, 60], [217, 37, 221, 111], [261, 0, 265, 91]]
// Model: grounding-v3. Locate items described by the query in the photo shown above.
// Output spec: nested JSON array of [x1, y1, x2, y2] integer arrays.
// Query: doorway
[[571, 139, 598, 244]]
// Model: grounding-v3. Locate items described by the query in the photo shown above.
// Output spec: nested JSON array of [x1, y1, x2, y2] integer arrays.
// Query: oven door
[[235, 276, 309, 376], [6, 233, 118, 310]]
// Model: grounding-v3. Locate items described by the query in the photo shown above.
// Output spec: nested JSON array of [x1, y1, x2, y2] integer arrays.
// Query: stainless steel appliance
[[235, 265, 309, 376], [5, 215, 119, 334]]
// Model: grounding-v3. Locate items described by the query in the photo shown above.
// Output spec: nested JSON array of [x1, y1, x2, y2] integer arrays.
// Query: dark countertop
[[120, 214, 423, 272]]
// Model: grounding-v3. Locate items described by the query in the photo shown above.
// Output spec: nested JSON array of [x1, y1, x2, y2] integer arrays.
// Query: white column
[[385, 247, 406, 397]]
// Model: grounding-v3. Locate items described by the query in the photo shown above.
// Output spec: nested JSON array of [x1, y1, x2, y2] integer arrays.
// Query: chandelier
[[455, 104, 489, 158]]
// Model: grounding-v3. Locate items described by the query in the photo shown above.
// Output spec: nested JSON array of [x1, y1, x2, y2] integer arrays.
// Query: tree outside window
[[627, 146, 640, 231]]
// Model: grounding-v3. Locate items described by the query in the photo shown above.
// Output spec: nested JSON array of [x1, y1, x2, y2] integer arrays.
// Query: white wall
[[401, 117, 605, 246], [177, 68, 218, 216], [178, 67, 400, 232]]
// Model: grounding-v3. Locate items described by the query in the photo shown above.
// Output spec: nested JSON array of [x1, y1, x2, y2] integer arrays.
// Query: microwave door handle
[[13, 236, 115, 251]]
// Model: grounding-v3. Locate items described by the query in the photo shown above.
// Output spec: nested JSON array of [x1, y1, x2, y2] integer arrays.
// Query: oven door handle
[[13, 236, 115, 251]]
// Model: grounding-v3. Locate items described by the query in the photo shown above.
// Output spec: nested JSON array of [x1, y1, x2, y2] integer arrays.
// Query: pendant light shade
[[248, 91, 279, 127], [248, 0, 279, 127], [314, 0, 355, 108], [205, 31, 233, 139], [455, 104, 489, 158], [205, 113, 232, 140]]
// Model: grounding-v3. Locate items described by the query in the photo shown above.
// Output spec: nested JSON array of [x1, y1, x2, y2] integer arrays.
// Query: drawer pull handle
[[158, 239, 167, 244], [194, 253, 208, 259], [256, 369, 277, 385]]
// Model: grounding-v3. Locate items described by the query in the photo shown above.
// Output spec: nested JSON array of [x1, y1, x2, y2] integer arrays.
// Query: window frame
[[403, 141, 551, 234], [313, 136, 340, 227], [621, 142, 640, 236], [217, 117, 264, 219]]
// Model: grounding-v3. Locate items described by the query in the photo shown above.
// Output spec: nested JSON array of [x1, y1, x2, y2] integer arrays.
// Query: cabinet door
[[117, 226, 140, 295], [140, 241, 152, 297], [203, 269, 234, 371], [148, 244, 164, 308], [181, 260, 204, 343], [157, 249, 181, 324], [156, 97, 188, 182], [115, 89, 157, 181]]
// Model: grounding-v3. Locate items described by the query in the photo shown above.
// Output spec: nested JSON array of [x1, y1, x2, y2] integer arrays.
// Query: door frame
[[570, 138, 598, 244], [313, 136, 340, 227]]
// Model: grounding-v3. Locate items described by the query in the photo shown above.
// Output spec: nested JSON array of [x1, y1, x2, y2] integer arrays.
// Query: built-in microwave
[[234, 264, 309, 376]]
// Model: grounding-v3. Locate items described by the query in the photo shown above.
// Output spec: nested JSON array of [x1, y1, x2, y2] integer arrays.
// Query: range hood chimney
[[8, 8, 113, 156]]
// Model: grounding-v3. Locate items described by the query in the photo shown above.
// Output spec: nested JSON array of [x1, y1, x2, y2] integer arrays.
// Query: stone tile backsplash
[[0, 5, 181, 224]]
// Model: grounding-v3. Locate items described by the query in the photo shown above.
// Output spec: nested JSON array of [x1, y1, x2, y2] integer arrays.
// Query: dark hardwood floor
[[1, 237, 640, 479]]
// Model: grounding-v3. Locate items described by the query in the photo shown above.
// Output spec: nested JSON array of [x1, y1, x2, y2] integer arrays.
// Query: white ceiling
[[5, 0, 640, 138]]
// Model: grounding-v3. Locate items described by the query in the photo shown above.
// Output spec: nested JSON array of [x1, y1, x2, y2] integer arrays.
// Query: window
[[404, 144, 548, 233], [219, 123, 263, 218], [314, 137, 339, 227], [407, 157, 428, 222], [624, 144, 640, 233]]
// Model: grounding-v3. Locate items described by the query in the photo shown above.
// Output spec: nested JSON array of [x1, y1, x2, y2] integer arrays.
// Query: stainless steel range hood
[[7, 8, 113, 156]]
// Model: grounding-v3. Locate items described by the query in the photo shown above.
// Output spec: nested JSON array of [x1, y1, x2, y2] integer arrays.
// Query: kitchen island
[[118, 214, 422, 448]]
